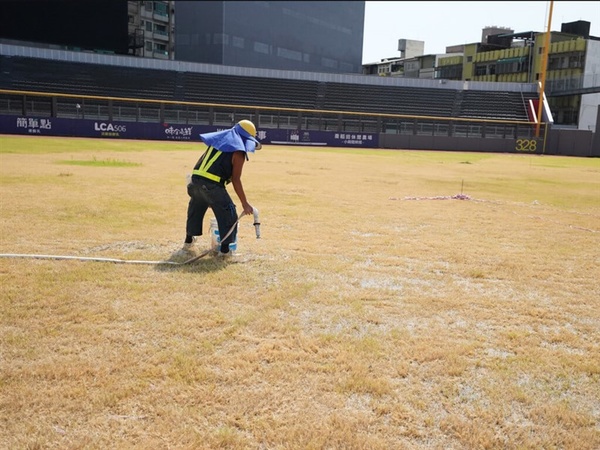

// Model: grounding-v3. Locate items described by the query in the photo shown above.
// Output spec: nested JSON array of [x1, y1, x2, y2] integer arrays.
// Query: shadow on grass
[[154, 260, 230, 274], [153, 249, 231, 274]]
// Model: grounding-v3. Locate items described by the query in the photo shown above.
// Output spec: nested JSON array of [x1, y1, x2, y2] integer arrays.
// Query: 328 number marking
[[515, 139, 538, 152]]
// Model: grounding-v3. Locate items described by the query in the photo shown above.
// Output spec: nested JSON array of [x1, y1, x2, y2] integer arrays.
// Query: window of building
[[474, 64, 487, 76], [145, 1, 153, 11], [497, 57, 528, 74], [281, 7, 351, 35], [154, 42, 167, 54], [155, 24, 167, 35], [154, 2, 168, 16], [549, 54, 583, 70], [145, 41, 153, 51], [467, 56, 473, 62], [232, 36, 244, 49], [436, 65, 461, 79], [254, 42, 270, 54], [214, 33, 229, 45], [277, 47, 302, 61], [321, 57, 338, 69], [391, 63, 403, 74], [569, 55, 582, 68]]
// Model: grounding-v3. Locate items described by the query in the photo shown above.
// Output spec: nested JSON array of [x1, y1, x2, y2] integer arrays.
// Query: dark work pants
[[186, 179, 238, 253]]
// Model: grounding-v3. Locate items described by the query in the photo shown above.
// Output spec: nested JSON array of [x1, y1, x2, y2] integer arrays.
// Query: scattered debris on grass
[[390, 194, 473, 201]]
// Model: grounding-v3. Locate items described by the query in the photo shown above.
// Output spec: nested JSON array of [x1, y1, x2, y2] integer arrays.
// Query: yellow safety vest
[[192, 146, 228, 184]]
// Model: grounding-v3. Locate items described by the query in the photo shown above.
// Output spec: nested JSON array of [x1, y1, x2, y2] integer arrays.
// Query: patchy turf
[[1, 135, 599, 449]]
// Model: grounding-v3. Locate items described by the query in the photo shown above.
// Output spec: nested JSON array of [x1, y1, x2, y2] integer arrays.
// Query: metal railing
[[546, 73, 600, 96], [0, 89, 544, 140]]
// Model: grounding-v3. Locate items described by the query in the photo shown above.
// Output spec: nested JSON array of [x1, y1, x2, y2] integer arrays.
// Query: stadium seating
[[2, 56, 176, 100], [0, 55, 536, 122], [458, 90, 539, 121], [181, 72, 320, 109], [318, 82, 457, 117]]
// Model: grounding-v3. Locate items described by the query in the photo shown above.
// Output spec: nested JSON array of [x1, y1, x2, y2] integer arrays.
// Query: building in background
[[363, 21, 599, 129], [362, 39, 425, 76], [438, 20, 599, 130], [0, 1, 176, 59], [0, 0, 130, 54], [174, 1, 365, 74], [128, 1, 175, 59]]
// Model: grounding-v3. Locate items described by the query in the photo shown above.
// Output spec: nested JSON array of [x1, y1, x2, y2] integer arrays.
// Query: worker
[[179, 119, 261, 257]]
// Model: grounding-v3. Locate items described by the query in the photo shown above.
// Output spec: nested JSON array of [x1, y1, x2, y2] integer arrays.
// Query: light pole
[[535, 0, 554, 138]]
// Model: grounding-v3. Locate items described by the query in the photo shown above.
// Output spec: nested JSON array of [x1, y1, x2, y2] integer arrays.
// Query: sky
[[362, 1, 600, 63]]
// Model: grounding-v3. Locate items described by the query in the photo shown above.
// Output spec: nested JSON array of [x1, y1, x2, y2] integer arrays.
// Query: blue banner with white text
[[0, 115, 379, 148]]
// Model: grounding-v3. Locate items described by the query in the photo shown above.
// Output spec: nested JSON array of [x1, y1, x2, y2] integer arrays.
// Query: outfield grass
[[1, 135, 599, 449]]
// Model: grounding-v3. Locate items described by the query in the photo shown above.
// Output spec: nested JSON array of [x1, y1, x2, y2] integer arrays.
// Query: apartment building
[[128, 1, 175, 60], [364, 21, 599, 129], [438, 21, 599, 129]]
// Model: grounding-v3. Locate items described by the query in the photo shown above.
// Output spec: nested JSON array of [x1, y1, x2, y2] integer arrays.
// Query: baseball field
[[1, 135, 599, 449]]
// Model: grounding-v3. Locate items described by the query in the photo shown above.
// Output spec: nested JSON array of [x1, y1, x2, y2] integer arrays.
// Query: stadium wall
[[1, 111, 597, 156], [380, 134, 522, 154], [0, 43, 597, 156], [542, 107, 600, 157]]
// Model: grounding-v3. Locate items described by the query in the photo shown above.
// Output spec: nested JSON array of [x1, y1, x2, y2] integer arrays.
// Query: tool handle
[[252, 207, 261, 239]]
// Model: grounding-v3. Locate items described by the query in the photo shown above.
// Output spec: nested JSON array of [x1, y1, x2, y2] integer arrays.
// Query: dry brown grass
[[1, 135, 599, 449]]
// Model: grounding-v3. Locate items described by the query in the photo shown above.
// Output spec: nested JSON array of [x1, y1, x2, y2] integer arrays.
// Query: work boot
[[182, 236, 197, 251], [216, 250, 233, 259], [171, 237, 196, 260]]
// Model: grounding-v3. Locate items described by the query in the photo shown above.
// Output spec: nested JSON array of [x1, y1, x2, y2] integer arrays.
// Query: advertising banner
[[0, 115, 379, 148], [264, 129, 378, 148]]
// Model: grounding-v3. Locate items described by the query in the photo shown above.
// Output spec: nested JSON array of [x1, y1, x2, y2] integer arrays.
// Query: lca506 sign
[[94, 122, 127, 133]]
